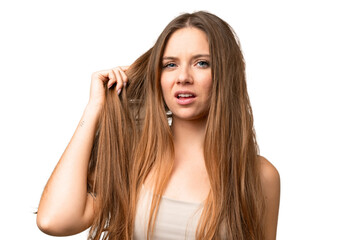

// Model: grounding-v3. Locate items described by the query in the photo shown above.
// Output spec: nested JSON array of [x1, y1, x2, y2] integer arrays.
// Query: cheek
[[160, 80, 166, 94], [160, 72, 175, 94], [160, 76, 171, 103], [202, 74, 212, 97]]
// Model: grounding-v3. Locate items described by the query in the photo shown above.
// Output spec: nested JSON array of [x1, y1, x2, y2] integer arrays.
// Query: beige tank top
[[133, 185, 203, 240]]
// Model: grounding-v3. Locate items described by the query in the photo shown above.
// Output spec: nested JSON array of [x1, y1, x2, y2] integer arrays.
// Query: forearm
[[37, 103, 101, 235]]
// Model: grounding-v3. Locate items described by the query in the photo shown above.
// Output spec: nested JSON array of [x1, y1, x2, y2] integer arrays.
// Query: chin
[[172, 112, 209, 122]]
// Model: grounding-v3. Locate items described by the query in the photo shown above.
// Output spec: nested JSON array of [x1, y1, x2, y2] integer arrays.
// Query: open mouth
[[176, 93, 195, 99]]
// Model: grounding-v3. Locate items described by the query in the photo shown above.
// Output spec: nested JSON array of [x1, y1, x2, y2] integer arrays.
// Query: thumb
[[120, 66, 130, 72]]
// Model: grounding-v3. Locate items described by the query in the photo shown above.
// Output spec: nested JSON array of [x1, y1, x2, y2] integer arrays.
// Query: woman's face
[[160, 27, 212, 122]]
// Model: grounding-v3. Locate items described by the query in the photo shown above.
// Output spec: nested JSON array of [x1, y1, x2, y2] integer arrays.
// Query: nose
[[177, 65, 193, 84]]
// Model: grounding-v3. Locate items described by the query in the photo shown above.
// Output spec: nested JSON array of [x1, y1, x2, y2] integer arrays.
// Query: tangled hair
[[87, 11, 264, 240]]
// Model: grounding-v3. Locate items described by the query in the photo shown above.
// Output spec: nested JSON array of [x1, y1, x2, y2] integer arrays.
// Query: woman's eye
[[163, 63, 176, 68], [196, 61, 210, 68]]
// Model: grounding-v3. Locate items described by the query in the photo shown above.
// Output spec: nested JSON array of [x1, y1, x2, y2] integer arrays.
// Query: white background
[[0, 0, 359, 239]]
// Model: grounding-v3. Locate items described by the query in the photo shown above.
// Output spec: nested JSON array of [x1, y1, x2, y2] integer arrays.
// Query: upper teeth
[[178, 94, 193, 97]]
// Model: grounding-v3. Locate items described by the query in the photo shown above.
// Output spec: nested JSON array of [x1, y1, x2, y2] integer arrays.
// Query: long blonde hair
[[88, 11, 264, 240]]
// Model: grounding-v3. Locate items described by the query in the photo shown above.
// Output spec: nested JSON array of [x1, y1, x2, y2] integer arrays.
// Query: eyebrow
[[162, 54, 211, 61]]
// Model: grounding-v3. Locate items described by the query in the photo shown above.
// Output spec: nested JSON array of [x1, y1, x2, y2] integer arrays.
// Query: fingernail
[[124, 82, 127, 87], [108, 83, 113, 89], [117, 88, 122, 95]]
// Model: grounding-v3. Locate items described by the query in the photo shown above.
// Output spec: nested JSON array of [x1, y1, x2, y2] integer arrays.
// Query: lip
[[174, 90, 196, 97], [174, 90, 196, 105]]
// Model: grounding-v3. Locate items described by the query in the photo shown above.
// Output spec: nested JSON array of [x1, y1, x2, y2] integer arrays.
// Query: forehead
[[163, 27, 209, 56]]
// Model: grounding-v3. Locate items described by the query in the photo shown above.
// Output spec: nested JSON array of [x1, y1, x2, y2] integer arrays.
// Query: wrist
[[84, 101, 103, 120], [86, 100, 104, 112]]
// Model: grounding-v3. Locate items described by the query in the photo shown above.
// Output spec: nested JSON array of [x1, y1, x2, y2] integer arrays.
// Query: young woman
[[36, 11, 280, 240]]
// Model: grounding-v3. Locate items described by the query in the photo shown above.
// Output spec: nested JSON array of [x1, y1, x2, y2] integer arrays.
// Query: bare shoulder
[[258, 155, 280, 192], [258, 155, 280, 239]]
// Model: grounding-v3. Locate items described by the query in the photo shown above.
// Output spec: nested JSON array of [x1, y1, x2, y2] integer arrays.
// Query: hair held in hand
[[87, 11, 264, 240]]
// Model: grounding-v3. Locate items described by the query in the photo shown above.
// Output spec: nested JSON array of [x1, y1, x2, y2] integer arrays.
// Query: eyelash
[[163, 63, 177, 68], [196, 60, 210, 68]]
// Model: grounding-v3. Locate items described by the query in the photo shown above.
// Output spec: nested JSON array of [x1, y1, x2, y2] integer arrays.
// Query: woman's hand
[[88, 66, 129, 108]]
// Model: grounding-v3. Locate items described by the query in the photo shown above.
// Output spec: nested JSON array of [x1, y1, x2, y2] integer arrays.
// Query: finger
[[107, 70, 117, 89], [94, 70, 109, 82], [113, 68, 124, 94], [121, 66, 130, 71], [117, 66, 129, 87]]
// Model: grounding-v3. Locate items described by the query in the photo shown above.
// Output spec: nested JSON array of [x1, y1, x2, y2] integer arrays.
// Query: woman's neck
[[171, 116, 207, 156]]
